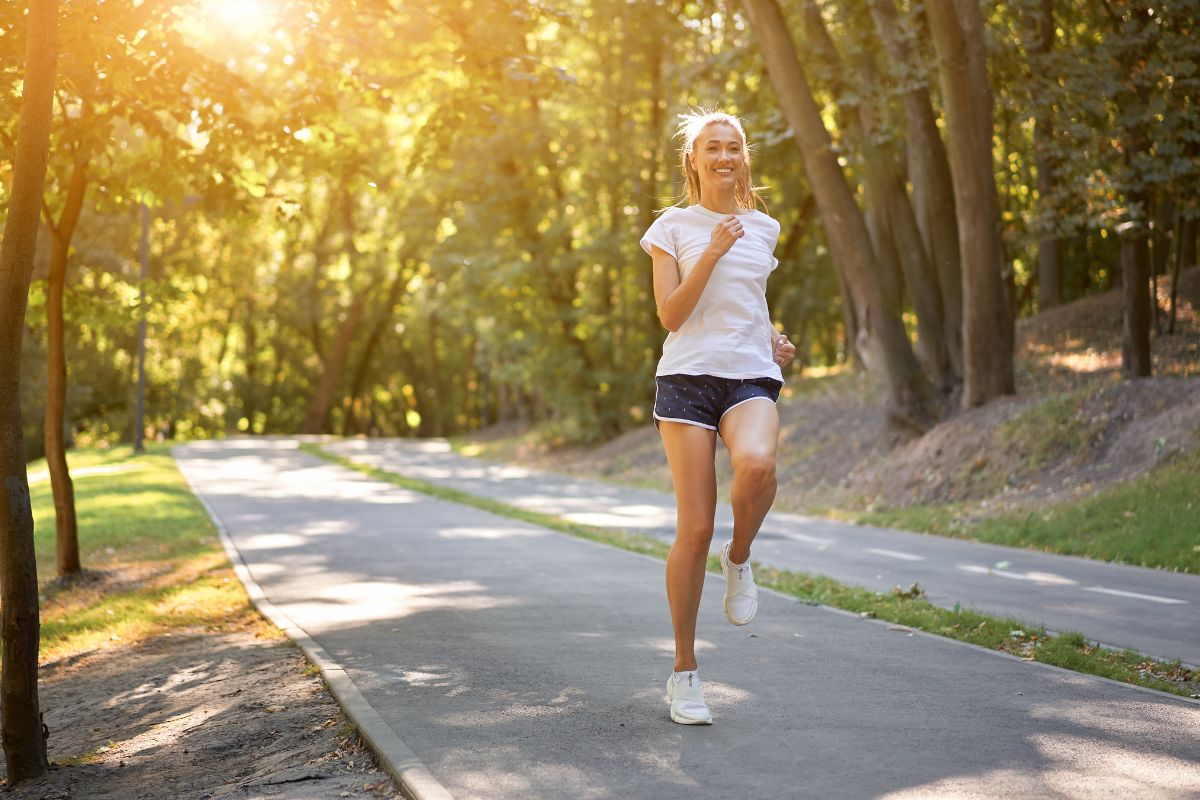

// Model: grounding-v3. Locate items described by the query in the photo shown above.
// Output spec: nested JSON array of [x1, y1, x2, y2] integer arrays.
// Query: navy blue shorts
[[653, 374, 783, 432]]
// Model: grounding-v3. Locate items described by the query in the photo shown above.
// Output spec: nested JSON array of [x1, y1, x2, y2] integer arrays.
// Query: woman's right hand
[[706, 214, 744, 259]]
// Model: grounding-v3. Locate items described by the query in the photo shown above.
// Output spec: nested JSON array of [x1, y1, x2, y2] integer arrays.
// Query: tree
[[924, 0, 1016, 407], [867, 0, 965, 381], [740, 0, 937, 429], [41, 135, 87, 576], [1035, 1, 1200, 376], [29, 0, 254, 576], [800, 2, 955, 395], [0, 0, 57, 782], [1029, 0, 1063, 308]]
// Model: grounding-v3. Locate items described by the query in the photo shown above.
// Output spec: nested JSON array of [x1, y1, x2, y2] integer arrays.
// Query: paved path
[[325, 438, 1200, 666], [176, 439, 1200, 800]]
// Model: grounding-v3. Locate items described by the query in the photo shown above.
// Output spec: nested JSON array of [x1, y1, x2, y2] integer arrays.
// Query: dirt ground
[[2, 631, 401, 800]]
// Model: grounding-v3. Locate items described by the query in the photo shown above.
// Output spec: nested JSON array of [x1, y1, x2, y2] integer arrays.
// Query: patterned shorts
[[653, 374, 783, 432]]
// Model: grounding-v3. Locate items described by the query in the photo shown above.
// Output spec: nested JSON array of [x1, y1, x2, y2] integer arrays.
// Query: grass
[[857, 445, 1200, 573], [14, 444, 279, 665], [996, 388, 1105, 470], [304, 442, 1199, 700]]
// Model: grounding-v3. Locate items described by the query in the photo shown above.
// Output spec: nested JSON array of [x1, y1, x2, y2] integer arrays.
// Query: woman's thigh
[[718, 398, 780, 469], [658, 421, 718, 532]]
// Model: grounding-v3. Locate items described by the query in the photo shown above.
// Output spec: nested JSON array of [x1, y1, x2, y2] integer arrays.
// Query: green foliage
[[4, 0, 1197, 448]]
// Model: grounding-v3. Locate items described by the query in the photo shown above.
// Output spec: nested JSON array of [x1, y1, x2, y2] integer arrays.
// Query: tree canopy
[[3, 0, 1197, 453]]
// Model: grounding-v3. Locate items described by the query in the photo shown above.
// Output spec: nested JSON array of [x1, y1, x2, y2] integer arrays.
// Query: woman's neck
[[698, 187, 739, 215]]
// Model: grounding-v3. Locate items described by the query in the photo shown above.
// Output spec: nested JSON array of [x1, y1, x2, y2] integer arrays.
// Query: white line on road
[[773, 530, 836, 547], [960, 564, 1030, 581], [1084, 586, 1189, 605], [865, 548, 926, 562]]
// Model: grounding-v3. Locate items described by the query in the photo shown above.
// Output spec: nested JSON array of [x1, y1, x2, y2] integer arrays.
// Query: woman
[[640, 110, 796, 725]]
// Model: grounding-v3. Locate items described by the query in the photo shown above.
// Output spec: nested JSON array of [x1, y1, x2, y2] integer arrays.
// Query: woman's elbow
[[657, 308, 681, 333]]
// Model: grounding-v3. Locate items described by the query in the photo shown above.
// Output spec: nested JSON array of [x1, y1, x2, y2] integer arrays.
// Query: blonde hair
[[677, 109, 765, 211]]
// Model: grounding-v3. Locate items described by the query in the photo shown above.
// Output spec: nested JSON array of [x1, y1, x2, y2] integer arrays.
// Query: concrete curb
[[173, 446, 455, 800]]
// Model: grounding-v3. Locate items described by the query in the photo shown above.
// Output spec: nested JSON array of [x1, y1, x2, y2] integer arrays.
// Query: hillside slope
[[463, 268, 1200, 522]]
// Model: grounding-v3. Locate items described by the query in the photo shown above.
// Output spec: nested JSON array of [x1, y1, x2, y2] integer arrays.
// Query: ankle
[[728, 546, 750, 565], [674, 661, 698, 673]]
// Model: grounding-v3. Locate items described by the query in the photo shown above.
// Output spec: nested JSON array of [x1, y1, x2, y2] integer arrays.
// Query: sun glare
[[208, 0, 267, 23], [192, 0, 278, 38]]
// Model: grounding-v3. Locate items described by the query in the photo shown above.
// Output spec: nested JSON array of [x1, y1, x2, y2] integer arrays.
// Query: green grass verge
[[30, 445, 219, 575], [303, 442, 1199, 700], [856, 446, 1200, 573], [17, 444, 275, 663]]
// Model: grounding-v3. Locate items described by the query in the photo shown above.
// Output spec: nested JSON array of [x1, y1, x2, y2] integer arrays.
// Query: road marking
[[775, 530, 835, 547], [865, 547, 926, 562], [960, 564, 1030, 581], [1084, 586, 1189, 605], [958, 565, 1080, 587]]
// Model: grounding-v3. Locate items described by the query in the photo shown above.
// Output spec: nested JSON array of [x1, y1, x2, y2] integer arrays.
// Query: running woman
[[640, 110, 796, 725]]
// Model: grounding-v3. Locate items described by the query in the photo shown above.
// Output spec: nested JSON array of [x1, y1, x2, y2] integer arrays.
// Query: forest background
[[4, 0, 1197, 464]]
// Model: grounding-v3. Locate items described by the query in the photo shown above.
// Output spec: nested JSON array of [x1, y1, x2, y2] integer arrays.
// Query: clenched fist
[[706, 214, 744, 259], [774, 334, 796, 368]]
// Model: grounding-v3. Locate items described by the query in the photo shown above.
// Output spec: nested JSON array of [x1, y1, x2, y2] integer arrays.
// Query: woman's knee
[[673, 522, 715, 555], [733, 451, 776, 488]]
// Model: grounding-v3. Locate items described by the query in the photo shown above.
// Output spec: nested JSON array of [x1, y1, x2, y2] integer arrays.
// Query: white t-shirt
[[641, 204, 783, 381]]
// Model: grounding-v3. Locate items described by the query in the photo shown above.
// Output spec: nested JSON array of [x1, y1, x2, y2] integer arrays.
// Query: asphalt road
[[324, 438, 1200, 667], [176, 439, 1200, 800]]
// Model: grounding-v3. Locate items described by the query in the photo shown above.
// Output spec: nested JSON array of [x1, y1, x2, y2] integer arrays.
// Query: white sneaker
[[665, 671, 713, 725], [720, 541, 758, 625]]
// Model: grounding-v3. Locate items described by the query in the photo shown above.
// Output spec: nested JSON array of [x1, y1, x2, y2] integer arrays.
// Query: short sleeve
[[767, 217, 781, 271], [640, 211, 676, 258]]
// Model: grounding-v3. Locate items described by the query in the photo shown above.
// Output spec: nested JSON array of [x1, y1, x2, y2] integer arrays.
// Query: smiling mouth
[[714, 168, 734, 175]]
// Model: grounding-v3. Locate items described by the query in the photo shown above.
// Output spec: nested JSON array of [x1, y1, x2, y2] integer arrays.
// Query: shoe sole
[[720, 547, 757, 626]]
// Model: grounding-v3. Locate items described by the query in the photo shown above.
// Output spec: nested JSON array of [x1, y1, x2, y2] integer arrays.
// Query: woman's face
[[690, 122, 745, 195]]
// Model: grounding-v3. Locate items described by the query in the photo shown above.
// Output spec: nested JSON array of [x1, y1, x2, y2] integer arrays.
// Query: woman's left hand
[[774, 334, 796, 369]]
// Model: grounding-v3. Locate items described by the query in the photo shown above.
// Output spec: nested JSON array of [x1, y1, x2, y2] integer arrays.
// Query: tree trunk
[[741, 0, 936, 430], [1120, 221, 1153, 377], [868, 0, 964, 381], [241, 307, 258, 430], [1031, 0, 1063, 309], [43, 158, 88, 577], [925, 0, 1015, 409], [801, 3, 952, 395], [1169, 215, 1197, 334], [299, 295, 369, 434], [299, 189, 375, 435], [0, 0, 58, 782]]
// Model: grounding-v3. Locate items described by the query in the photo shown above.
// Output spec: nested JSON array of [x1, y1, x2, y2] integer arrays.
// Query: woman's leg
[[718, 399, 780, 565], [658, 421, 718, 672]]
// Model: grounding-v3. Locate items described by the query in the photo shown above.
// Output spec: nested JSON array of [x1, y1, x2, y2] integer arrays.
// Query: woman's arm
[[652, 215, 743, 332]]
